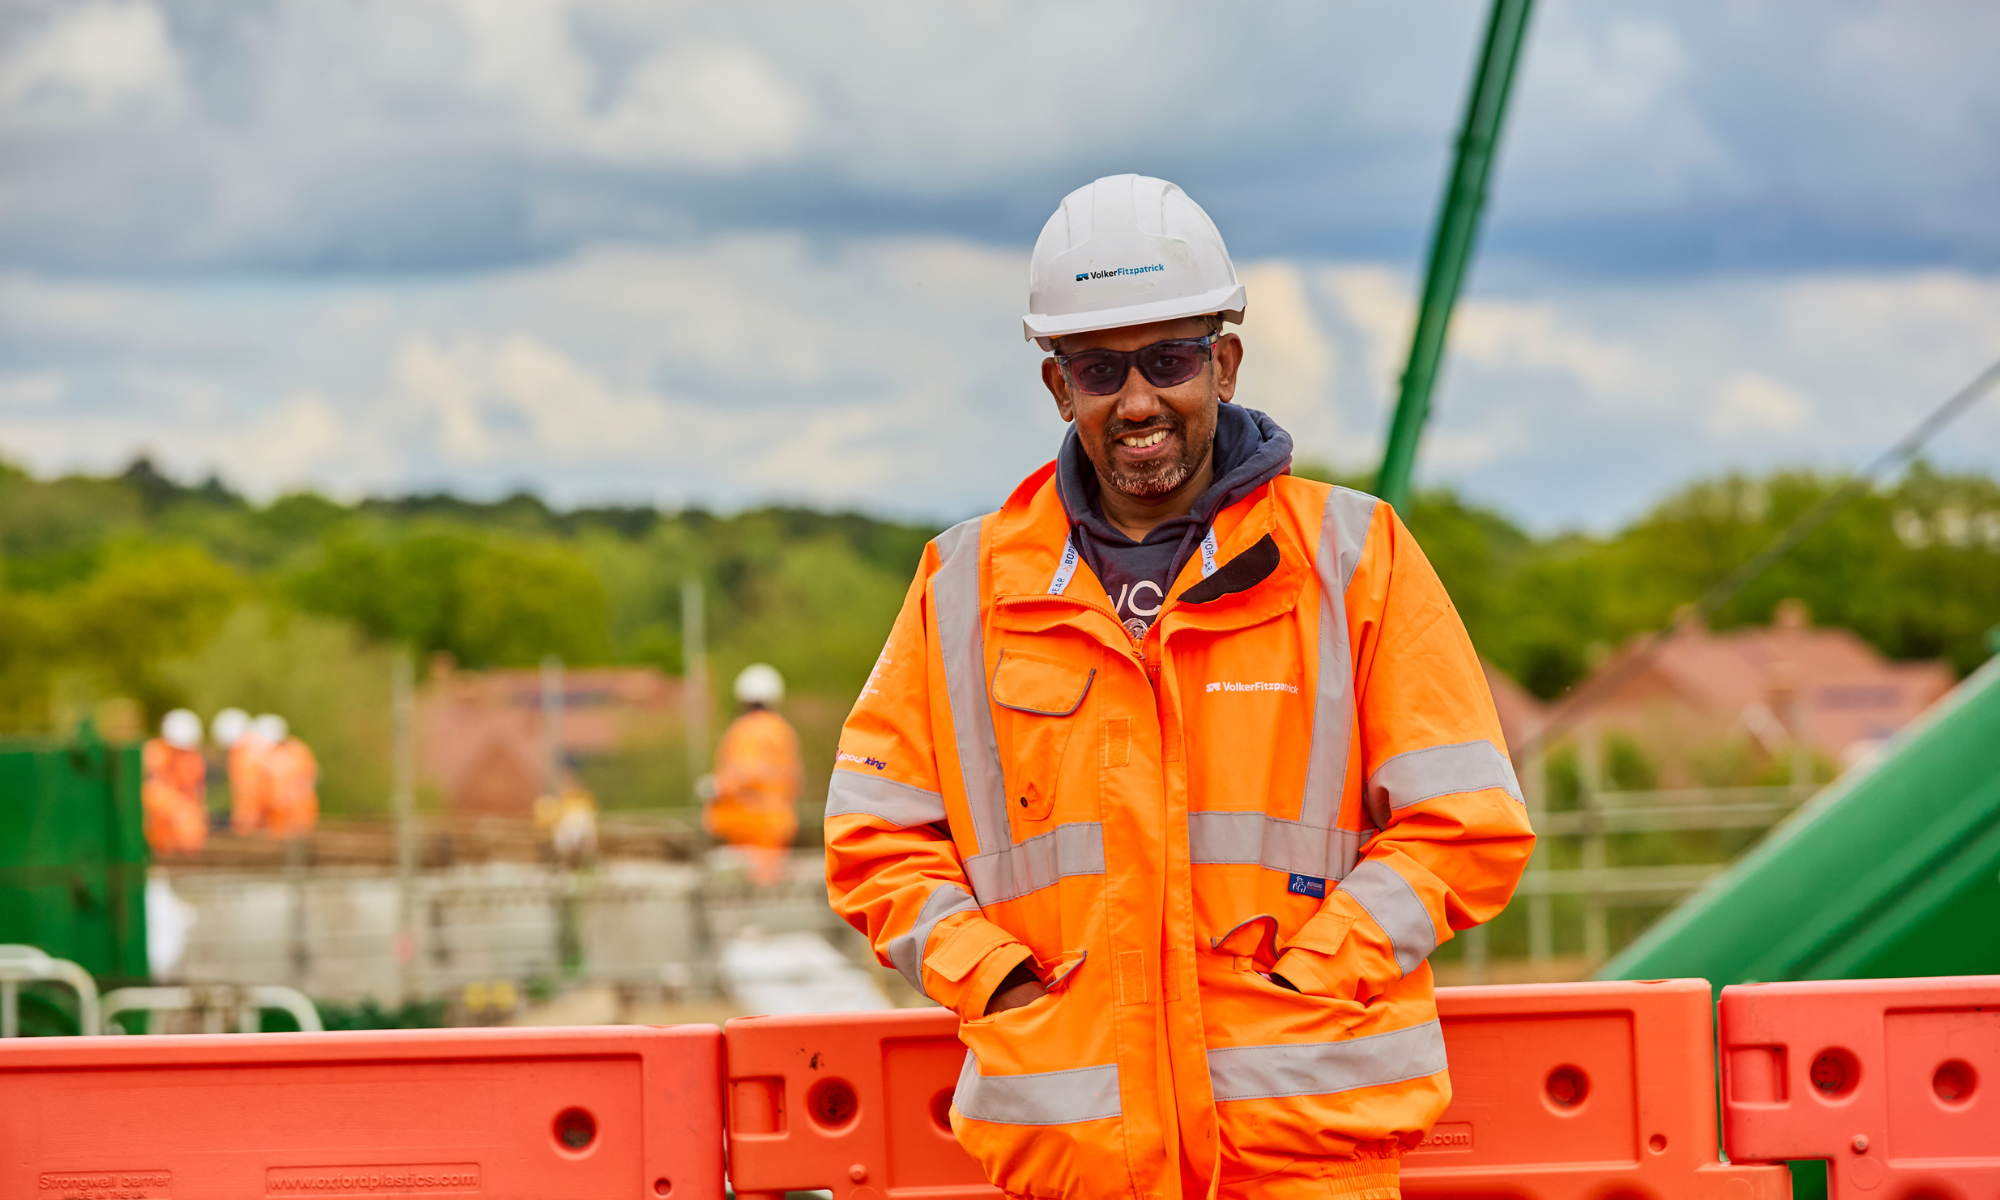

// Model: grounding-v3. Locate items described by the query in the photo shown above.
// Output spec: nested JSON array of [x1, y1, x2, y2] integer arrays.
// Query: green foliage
[[287, 529, 610, 669], [1, 451, 1994, 821], [311, 996, 448, 1030], [0, 534, 247, 730], [159, 606, 397, 817], [1300, 459, 2000, 698]]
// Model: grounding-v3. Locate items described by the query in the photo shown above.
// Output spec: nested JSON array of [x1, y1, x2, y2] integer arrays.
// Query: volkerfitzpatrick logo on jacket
[[1073, 263, 1166, 282]]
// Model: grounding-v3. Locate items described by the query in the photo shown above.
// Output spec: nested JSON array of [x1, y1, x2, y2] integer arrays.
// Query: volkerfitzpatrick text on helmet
[[1072, 264, 1166, 282]]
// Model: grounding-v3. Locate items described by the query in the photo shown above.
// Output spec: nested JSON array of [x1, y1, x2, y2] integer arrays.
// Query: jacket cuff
[[1274, 901, 1403, 1003], [919, 913, 1036, 1021]]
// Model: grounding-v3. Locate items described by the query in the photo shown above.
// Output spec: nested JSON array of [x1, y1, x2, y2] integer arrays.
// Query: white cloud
[[584, 42, 806, 168], [1508, 10, 1742, 209], [1232, 262, 1341, 462], [7, 2, 1995, 274], [2, 235, 1997, 529], [0, 372, 64, 409], [1708, 372, 1810, 439], [1449, 297, 1647, 403], [0, 0, 187, 129]]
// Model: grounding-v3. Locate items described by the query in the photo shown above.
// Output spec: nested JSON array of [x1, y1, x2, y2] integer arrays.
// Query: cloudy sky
[[2, 0, 1997, 530]]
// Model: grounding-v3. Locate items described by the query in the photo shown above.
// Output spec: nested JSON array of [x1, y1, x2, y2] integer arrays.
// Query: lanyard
[[1049, 526, 1220, 596]]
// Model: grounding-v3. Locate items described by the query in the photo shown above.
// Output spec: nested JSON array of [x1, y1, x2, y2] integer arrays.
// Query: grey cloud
[[4, 1, 1995, 275], [5, 241, 1998, 531]]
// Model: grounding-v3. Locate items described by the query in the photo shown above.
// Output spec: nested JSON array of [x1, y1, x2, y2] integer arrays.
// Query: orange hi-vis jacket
[[142, 739, 208, 856], [709, 707, 804, 885], [263, 738, 320, 839], [708, 708, 804, 849], [825, 466, 1535, 1199], [228, 738, 273, 835]]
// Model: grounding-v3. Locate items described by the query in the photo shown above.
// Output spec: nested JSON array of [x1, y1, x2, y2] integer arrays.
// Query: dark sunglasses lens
[[1136, 343, 1206, 388], [1066, 351, 1130, 395]]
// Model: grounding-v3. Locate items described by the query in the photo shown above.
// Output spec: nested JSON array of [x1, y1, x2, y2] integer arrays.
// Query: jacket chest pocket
[[990, 647, 1094, 823]]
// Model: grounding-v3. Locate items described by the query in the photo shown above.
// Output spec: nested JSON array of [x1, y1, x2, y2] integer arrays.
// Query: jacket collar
[[987, 463, 1311, 639]]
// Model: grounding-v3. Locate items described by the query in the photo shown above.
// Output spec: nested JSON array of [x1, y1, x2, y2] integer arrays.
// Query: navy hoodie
[[1055, 403, 1294, 639]]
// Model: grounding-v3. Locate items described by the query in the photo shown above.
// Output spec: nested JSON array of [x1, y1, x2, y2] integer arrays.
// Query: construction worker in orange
[[214, 707, 269, 834], [142, 708, 208, 855], [254, 713, 320, 839], [705, 664, 802, 886], [824, 176, 1535, 1199]]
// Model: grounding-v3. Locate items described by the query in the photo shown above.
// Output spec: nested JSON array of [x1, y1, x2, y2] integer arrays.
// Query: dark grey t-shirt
[[1055, 405, 1294, 639]]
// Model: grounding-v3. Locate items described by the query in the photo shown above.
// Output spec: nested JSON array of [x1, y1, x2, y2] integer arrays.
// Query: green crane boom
[[1374, 0, 1536, 509]]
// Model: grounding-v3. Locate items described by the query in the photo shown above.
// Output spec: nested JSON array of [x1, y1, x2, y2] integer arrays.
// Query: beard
[[1098, 412, 1210, 499]]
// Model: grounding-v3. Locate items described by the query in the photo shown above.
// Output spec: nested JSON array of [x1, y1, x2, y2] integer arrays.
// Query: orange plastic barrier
[[0, 1024, 723, 1200], [725, 1007, 993, 1200], [1719, 975, 2000, 1199], [1406, 979, 1789, 1198], [725, 981, 1787, 1199]]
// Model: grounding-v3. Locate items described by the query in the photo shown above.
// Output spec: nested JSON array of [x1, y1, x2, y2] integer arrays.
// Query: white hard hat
[[160, 708, 203, 751], [1023, 174, 1246, 350], [211, 707, 252, 748], [733, 663, 785, 706], [252, 713, 288, 745]]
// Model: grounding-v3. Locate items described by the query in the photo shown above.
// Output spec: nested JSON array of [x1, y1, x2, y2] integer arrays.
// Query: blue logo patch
[[1287, 874, 1326, 898]]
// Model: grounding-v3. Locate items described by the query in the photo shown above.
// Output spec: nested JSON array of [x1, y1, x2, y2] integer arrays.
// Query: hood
[[1055, 403, 1294, 586]]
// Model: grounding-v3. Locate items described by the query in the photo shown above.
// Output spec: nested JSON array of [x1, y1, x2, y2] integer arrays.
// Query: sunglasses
[[1053, 335, 1218, 396]]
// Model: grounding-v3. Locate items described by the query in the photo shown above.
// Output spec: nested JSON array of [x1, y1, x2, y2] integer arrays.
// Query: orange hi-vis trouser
[[825, 468, 1535, 1200], [707, 709, 802, 884], [142, 739, 208, 856]]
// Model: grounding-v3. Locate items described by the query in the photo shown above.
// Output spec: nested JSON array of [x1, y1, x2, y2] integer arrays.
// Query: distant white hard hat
[[211, 707, 252, 748], [252, 713, 288, 745], [733, 663, 785, 706], [160, 708, 203, 751], [1023, 174, 1246, 351]]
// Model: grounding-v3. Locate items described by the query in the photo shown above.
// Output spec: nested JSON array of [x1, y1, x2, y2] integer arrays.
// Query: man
[[706, 663, 803, 886], [218, 707, 270, 835], [825, 175, 1534, 1200], [237, 713, 318, 839], [142, 708, 208, 856]]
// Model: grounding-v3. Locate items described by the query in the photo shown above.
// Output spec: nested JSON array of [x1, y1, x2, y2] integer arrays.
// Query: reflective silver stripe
[[825, 769, 947, 827], [955, 1051, 1122, 1125], [1298, 488, 1376, 832], [1207, 1019, 1448, 1102], [934, 517, 1106, 908], [1366, 739, 1523, 830], [964, 822, 1105, 904], [886, 884, 979, 994], [1186, 811, 1366, 882], [933, 517, 1010, 859], [1339, 860, 1438, 975]]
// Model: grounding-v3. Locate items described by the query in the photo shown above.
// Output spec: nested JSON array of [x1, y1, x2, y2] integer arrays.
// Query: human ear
[[1213, 333, 1243, 404], [1041, 357, 1077, 423]]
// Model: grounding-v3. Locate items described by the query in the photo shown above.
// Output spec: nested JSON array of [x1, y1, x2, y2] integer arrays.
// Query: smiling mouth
[[1117, 429, 1169, 448]]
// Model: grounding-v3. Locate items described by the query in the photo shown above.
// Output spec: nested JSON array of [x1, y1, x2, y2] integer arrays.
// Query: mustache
[[1105, 414, 1181, 440]]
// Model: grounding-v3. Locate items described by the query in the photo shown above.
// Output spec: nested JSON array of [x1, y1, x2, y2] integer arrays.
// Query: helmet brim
[[1023, 283, 1246, 349]]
